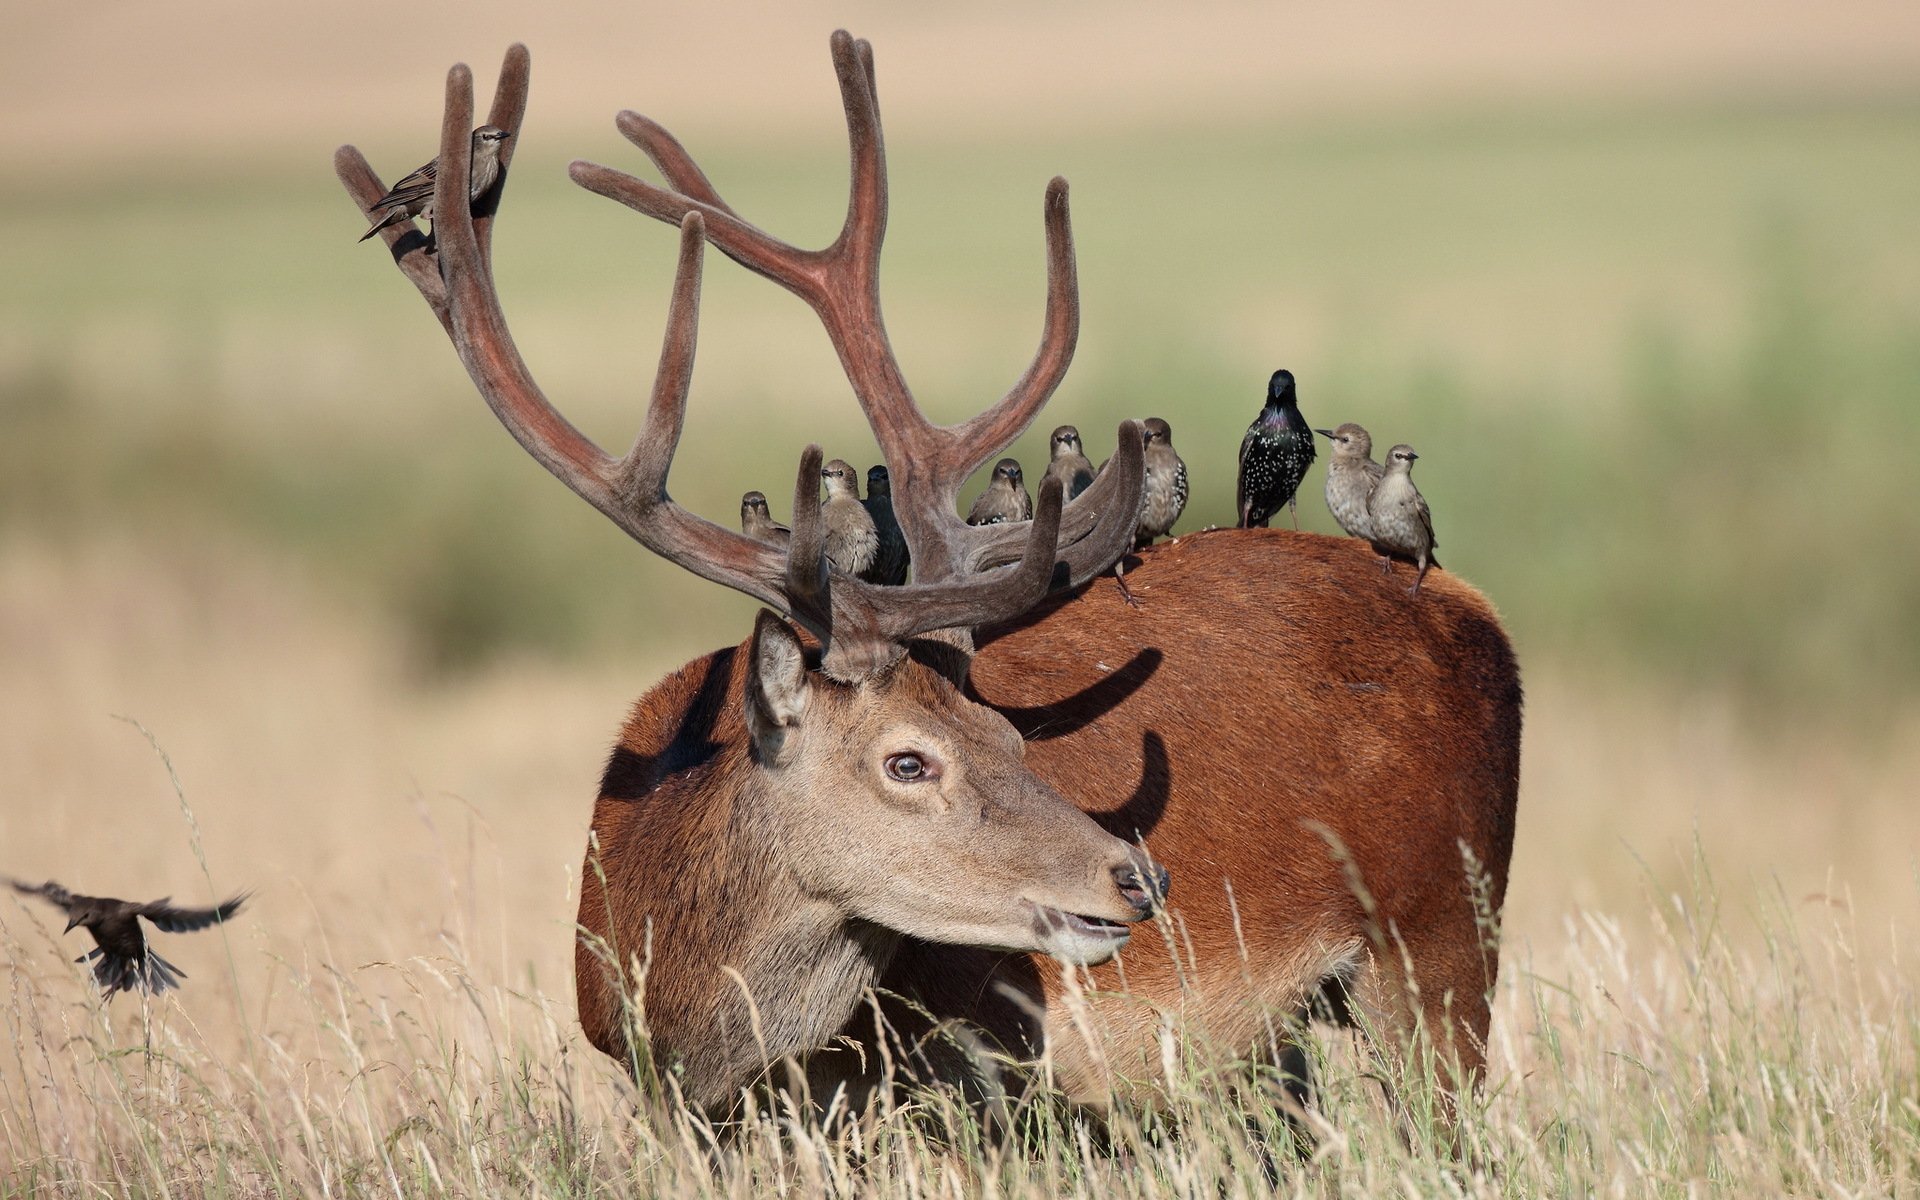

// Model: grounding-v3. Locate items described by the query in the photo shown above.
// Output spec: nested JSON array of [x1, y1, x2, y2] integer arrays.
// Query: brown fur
[[577, 530, 1521, 1109]]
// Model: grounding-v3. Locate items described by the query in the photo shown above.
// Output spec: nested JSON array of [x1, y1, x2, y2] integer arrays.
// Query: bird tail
[[142, 951, 187, 993], [358, 208, 405, 242], [77, 948, 186, 997]]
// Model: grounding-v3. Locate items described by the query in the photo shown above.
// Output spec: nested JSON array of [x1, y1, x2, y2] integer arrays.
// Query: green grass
[[4, 96, 1919, 705]]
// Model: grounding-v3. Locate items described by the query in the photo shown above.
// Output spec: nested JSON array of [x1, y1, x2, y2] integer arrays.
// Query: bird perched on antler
[[357, 125, 512, 243], [1316, 422, 1385, 541], [7, 877, 248, 998], [860, 465, 910, 586], [740, 490, 791, 546], [820, 459, 879, 577], [1367, 444, 1440, 596], [1237, 369, 1318, 530], [966, 459, 1033, 526], [1045, 425, 1096, 501]]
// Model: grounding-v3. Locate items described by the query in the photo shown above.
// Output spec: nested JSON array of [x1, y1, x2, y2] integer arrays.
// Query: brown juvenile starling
[[1367, 444, 1440, 596], [357, 125, 512, 242], [1133, 418, 1188, 548], [1237, 369, 1317, 530], [966, 458, 1033, 526], [7, 877, 248, 998], [860, 465, 910, 586], [1044, 425, 1096, 501], [1315, 422, 1385, 541], [820, 459, 879, 577], [740, 490, 791, 546]]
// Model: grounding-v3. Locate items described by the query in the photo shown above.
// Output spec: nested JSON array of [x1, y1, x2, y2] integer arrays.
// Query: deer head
[[336, 33, 1161, 972]]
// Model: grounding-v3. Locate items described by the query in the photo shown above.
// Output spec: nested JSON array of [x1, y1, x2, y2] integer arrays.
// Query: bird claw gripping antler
[[336, 34, 1145, 680]]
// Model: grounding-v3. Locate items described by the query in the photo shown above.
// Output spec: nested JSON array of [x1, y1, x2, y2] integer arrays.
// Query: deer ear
[[746, 610, 811, 763]]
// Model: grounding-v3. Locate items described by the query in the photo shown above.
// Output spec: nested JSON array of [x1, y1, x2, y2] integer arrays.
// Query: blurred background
[[3, 0, 1917, 990]]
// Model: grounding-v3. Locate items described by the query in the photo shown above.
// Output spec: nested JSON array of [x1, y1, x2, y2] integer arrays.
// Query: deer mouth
[[1029, 902, 1132, 965]]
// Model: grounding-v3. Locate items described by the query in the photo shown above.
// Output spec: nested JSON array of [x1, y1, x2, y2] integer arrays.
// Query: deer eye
[[885, 752, 933, 782]]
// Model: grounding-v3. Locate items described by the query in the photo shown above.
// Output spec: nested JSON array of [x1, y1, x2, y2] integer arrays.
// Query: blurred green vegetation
[[3, 97, 1917, 713]]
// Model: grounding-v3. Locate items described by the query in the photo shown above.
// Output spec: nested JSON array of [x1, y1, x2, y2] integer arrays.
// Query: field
[[5, 3, 1920, 1194]]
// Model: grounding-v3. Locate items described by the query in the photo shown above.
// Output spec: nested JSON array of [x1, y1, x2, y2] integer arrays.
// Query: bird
[[966, 459, 1033, 527], [740, 490, 791, 546], [1367, 444, 1440, 596], [860, 465, 910, 586], [7, 877, 248, 998], [820, 459, 879, 577], [1237, 369, 1318, 530], [357, 125, 513, 243], [1316, 422, 1385, 541], [1045, 425, 1096, 501], [1133, 418, 1188, 549]]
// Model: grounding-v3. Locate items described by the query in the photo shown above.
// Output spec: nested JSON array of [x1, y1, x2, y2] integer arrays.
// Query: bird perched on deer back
[[7, 877, 248, 998], [820, 459, 879, 577], [860, 465, 910, 586], [1237, 369, 1317, 529], [1367, 444, 1440, 596], [740, 490, 791, 546], [1045, 425, 1096, 501], [358, 125, 512, 243], [1133, 418, 1187, 548], [1316, 422, 1385, 541], [966, 458, 1033, 526]]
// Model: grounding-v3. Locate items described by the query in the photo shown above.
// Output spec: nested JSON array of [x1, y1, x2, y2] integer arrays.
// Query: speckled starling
[[1237, 369, 1318, 530], [861, 465, 910, 586], [1133, 418, 1187, 548], [1045, 425, 1096, 500], [7, 877, 248, 998], [358, 126, 512, 242], [1315, 422, 1384, 541], [966, 458, 1033, 526], [1367, 444, 1440, 596], [740, 490, 791, 546], [820, 458, 879, 577]]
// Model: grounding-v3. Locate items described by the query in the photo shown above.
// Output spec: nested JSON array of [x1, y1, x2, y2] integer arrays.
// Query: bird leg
[[1113, 556, 1143, 608], [1289, 497, 1299, 531], [1408, 562, 1429, 598]]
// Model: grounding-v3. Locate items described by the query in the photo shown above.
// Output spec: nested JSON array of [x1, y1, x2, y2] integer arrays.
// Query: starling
[[860, 465, 910, 586], [1044, 425, 1096, 501], [1315, 422, 1385, 541], [820, 458, 879, 577], [1237, 369, 1318, 530], [7, 877, 248, 998], [357, 125, 512, 242], [740, 490, 791, 546], [966, 458, 1033, 527], [1133, 418, 1188, 548], [1367, 444, 1440, 596]]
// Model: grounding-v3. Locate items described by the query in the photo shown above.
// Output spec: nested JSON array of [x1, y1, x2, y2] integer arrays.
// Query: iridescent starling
[[7, 877, 248, 998], [1315, 422, 1384, 541], [1367, 444, 1440, 596], [966, 458, 1033, 526], [358, 126, 512, 242], [740, 490, 791, 546], [860, 465, 910, 586], [820, 459, 878, 577], [1045, 425, 1096, 500], [1237, 369, 1317, 530]]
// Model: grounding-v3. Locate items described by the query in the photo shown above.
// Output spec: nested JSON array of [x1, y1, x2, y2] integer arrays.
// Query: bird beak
[[1407, 452, 1420, 461], [1314, 428, 1334, 439], [63, 916, 79, 933]]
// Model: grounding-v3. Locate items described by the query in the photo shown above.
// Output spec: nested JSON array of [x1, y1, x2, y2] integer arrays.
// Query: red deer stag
[[336, 34, 1521, 1120]]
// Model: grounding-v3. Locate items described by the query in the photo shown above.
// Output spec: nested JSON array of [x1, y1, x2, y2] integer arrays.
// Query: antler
[[336, 35, 1144, 680]]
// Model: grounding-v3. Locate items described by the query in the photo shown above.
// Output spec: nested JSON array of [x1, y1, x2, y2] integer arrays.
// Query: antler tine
[[335, 145, 450, 324], [956, 420, 1147, 583], [783, 446, 830, 617], [874, 476, 1068, 642], [826, 30, 886, 272]]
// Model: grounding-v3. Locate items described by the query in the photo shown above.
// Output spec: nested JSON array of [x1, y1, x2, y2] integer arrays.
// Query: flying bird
[[966, 459, 1033, 527], [1367, 444, 1440, 596], [1044, 425, 1096, 501], [1237, 369, 1318, 530], [740, 490, 791, 545], [1316, 422, 1385, 541], [860, 465, 910, 586], [820, 459, 879, 577], [7, 877, 249, 997], [358, 125, 513, 243]]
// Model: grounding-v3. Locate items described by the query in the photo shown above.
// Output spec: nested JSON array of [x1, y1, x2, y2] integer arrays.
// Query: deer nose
[[1113, 858, 1170, 917]]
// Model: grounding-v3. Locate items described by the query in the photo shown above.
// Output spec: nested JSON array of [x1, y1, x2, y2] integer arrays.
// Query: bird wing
[[965, 490, 996, 525], [1171, 457, 1190, 515], [6, 877, 77, 911], [1235, 428, 1258, 516], [138, 892, 249, 933], [1416, 491, 1437, 551], [372, 159, 438, 212]]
